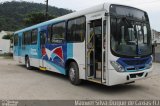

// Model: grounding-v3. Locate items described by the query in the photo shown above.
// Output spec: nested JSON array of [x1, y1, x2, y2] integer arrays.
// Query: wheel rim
[[69, 68, 75, 81]]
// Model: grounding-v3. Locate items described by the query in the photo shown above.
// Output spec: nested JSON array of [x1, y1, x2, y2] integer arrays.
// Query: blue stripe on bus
[[117, 56, 152, 72], [46, 60, 66, 75], [67, 43, 73, 59]]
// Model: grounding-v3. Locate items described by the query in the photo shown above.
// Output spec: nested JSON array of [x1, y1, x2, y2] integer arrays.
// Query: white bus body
[[13, 3, 152, 86]]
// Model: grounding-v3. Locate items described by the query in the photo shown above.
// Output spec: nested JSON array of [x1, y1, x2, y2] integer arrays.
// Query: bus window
[[40, 32, 47, 45], [51, 22, 65, 43], [67, 16, 85, 42], [47, 25, 52, 43], [22, 34, 25, 45], [23, 31, 31, 45], [31, 29, 38, 44], [14, 34, 18, 46]]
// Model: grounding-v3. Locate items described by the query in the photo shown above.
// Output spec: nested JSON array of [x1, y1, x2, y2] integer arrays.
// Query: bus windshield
[[110, 5, 152, 57]]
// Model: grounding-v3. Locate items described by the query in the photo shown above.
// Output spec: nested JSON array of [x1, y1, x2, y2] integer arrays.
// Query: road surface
[[0, 57, 160, 100]]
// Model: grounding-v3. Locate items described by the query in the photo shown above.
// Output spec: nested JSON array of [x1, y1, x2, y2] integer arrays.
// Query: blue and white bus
[[13, 3, 152, 86]]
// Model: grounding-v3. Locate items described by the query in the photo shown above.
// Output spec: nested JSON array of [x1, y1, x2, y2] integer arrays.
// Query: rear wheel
[[69, 62, 81, 85], [25, 57, 32, 70]]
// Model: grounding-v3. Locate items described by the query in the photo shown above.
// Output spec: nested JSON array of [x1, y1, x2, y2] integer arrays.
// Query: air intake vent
[[130, 73, 144, 78]]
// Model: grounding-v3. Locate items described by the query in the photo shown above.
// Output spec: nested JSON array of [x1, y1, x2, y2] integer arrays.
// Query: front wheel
[[69, 62, 81, 85]]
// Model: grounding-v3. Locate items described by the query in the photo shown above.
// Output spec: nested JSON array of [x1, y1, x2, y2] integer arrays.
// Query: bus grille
[[123, 58, 148, 65]]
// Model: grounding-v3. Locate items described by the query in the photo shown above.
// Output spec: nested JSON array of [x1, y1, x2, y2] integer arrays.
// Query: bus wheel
[[69, 62, 81, 85], [25, 57, 32, 70]]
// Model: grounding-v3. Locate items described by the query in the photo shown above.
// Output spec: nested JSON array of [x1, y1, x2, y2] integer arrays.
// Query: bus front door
[[39, 31, 47, 69], [86, 19, 106, 83]]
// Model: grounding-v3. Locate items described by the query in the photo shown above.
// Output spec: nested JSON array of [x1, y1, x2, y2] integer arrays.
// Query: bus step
[[87, 76, 94, 79], [39, 67, 47, 71], [88, 79, 101, 84]]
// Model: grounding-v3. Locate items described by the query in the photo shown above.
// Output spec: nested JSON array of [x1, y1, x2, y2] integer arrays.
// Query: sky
[[1, 0, 160, 31]]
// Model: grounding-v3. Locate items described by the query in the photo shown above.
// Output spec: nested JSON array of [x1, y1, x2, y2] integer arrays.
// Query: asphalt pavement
[[0, 57, 159, 100]]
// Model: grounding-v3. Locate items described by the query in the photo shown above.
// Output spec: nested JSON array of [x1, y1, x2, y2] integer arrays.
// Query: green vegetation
[[0, 53, 13, 59], [2, 34, 11, 40], [23, 12, 56, 27], [0, 1, 73, 31], [2, 33, 13, 44]]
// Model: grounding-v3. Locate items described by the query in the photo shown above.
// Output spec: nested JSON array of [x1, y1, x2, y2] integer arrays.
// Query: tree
[[0, 1, 72, 31], [2, 34, 11, 40], [23, 12, 56, 26], [2, 34, 13, 43]]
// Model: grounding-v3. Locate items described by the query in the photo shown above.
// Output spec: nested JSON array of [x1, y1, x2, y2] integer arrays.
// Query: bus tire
[[25, 57, 32, 70], [69, 62, 81, 85]]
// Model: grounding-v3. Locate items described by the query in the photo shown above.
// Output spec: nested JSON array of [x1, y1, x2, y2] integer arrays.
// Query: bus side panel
[[30, 29, 40, 68], [13, 33, 22, 63], [29, 44, 40, 68], [20, 29, 40, 68], [39, 42, 86, 77], [72, 42, 86, 79], [41, 43, 68, 75], [13, 45, 19, 62]]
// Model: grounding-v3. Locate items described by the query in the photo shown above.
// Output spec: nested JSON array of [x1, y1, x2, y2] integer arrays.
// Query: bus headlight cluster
[[110, 61, 125, 72]]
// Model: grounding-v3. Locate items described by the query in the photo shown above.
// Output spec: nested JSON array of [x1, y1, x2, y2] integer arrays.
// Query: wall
[[0, 31, 12, 54]]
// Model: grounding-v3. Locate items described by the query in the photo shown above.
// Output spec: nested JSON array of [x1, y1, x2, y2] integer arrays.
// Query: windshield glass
[[110, 5, 152, 57]]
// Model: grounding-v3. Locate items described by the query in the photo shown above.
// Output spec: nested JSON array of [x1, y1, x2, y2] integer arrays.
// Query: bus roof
[[14, 2, 146, 34]]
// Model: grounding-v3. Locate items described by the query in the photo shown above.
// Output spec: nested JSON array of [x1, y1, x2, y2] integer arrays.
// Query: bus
[[13, 3, 152, 86]]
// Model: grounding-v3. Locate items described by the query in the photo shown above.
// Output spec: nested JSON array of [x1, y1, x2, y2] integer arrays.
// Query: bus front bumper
[[107, 67, 152, 86]]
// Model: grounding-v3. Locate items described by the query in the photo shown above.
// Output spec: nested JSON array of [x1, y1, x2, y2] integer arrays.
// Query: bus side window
[[22, 31, 31, 45], [31, 29, 38, 44], [47, 25, 52, 43], [22, 33, 25, 45], [40, 32, 46, 45], [14, 34, 18, 46], [51, 22, 65, 43], [67, 16, 85, 42]]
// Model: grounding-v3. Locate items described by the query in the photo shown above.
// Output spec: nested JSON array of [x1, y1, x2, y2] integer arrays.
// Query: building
[[0, 31, 13, 54], [152, 29, 160, 44]]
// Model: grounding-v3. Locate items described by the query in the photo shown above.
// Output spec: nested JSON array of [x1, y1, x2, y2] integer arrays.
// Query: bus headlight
[[110, 61, 125, 72]]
